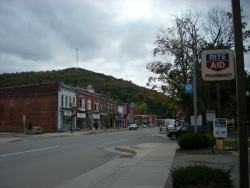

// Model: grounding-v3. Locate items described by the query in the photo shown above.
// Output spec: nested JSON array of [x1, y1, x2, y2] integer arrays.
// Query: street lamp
[[70, 102, 73, 133]]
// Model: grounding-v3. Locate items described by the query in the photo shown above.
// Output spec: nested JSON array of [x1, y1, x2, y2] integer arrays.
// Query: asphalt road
[[0, 128, 166, 188]]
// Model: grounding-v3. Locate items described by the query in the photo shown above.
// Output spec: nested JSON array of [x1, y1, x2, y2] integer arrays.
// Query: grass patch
[[225, 141, 250, 149]]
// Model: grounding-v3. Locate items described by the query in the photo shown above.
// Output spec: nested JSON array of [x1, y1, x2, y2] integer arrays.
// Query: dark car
[[167, 125, 206, 140]]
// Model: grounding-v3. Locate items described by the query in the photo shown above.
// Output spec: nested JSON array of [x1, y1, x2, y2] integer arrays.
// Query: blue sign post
[[184, 83, 193, 93]]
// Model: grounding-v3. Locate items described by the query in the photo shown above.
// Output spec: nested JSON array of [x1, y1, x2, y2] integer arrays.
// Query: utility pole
[[231, 0, 249, 187]]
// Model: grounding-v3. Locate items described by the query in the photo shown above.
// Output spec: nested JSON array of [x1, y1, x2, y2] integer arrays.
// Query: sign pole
[[206, 110, 216, 154], [193, 56, 197, 132], [212, 120, 214, 154], [23, 115, 26, 135]]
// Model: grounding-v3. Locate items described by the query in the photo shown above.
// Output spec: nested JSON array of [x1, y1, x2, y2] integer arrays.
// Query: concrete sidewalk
[[55, 142, 178, 188]]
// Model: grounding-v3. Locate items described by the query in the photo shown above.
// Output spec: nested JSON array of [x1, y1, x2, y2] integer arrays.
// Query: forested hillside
[[0, 68, 174, 118]]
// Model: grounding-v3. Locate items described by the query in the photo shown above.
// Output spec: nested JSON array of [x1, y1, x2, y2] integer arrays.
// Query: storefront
[[76, 112, 87, 130], [61, 110, 76, 131]]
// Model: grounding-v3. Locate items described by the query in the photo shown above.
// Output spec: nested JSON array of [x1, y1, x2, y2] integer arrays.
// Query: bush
[[177, 133, 211, 150], [27, 122, 33, 130], [170, 164, 234, 188], [207, 134, 215, 146], [38, 127, 45, 134]]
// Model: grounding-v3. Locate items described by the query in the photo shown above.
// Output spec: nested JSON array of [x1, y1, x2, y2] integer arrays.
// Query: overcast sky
[[0, 0, 249, 88]]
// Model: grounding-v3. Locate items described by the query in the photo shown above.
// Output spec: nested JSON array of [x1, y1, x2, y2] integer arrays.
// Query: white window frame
[[79, 97, 86, 109], [65, 95, 68, 107], [88, 99, 91, 110], [69, 96, 72, 107], [94, 101, 99, 111], [61, 94, 64, 107]]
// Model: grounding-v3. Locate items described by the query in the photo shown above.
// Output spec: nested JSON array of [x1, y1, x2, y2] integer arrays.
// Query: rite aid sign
[[201, 49, 235, 81]]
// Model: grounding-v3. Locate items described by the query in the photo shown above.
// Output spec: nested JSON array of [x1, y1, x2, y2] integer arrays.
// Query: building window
[[79, 98, 82, 108], [73, 97, 75, 107], [88, 99, 91, 110], [65, 96, 68, 107], [61, 95, 64, 107], [108, 104, 110, 113], [94, 102, 99, 111], [79, 98, 85, 109], [69, 96, 72, 107]]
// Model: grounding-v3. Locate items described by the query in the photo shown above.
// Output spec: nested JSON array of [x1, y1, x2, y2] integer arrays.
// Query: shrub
[[207, 134, 215, 146], [27, 122, 33, 130], [170, 164, 234, 188], [177, 133, 210, 150], [38, 127, 45, 134]]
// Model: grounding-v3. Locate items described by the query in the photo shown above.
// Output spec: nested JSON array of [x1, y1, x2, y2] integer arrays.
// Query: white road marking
[[0, 146, 59, 157]]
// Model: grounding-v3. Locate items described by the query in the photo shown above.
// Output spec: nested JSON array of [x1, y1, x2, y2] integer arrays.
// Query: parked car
[[167, 125, 206, 140], [129, 124, 138, 130], [166, 124, 176, 131], [142, 124, 147, 128]]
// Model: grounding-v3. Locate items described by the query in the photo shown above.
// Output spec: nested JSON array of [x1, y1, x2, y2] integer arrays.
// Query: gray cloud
[[0, 0, 249, 87]]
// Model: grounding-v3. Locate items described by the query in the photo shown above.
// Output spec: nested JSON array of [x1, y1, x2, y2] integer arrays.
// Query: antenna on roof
[[76, 49, 78, 68]]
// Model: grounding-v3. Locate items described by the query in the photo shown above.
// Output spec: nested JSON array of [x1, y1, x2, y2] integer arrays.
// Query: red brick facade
[[0, 83, 58, 132]]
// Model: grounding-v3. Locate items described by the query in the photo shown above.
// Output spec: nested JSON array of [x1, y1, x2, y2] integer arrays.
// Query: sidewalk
[[56, 142, 178, 188]]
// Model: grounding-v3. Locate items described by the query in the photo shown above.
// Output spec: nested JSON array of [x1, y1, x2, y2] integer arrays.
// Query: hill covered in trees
[[0, 68, 174, 118]]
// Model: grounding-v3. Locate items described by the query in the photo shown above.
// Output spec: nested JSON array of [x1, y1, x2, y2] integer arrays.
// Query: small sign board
[[214, 118, 227, 138], [206, 110, 216, 121], [201, 49, 235, 81]]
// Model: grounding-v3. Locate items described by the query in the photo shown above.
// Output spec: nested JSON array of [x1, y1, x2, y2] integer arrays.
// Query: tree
[[147, 9, 204, 122], [147, 7, 250, 122], [134, 102, 148, 115]]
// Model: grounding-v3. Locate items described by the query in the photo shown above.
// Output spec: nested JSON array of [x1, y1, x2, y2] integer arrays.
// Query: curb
[[114, 146, 137, 155]]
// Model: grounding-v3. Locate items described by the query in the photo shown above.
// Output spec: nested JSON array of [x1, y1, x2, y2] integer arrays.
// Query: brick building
[[0, 82, 120, 132], [76, 85, 118, 130], [118, 102, 135, 127], [0, 82, 59, 131]]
